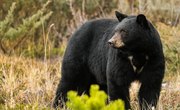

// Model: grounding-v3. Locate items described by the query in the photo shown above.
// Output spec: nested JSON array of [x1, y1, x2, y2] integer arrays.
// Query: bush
[[0, 1, 52, 55], [66, 85, 124, 110]]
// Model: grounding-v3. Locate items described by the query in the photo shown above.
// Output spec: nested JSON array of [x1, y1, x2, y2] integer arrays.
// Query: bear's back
[[63, 19, 118, 62]]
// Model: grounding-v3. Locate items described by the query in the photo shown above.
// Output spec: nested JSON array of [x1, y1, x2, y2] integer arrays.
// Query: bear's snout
[[108, 39, 115, 47], [108, 33, 124, 48]]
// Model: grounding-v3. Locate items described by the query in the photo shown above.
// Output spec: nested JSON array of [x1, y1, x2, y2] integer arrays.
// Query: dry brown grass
[[0, 46, 179, 110], [0, 55, 61, 109]]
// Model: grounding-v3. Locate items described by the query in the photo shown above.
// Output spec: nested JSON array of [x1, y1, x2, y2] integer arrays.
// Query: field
[[0, 0, 180, 110]]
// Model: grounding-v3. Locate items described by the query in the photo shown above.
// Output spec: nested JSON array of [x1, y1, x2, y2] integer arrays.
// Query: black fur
[[53, 12, 165, 110]]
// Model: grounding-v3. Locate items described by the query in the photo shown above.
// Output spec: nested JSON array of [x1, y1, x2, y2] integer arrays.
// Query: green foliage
[[0, 3, 15, 35], [0, 1, 52, 54], [66, 85, 124, 110]]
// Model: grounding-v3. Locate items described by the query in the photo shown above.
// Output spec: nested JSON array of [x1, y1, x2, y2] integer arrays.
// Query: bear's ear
[[115, 11, 127, 22], [136, 14, 149, 29]]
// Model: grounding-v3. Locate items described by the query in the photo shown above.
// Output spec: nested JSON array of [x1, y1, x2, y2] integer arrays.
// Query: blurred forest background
[[0, 0, 179, 110], [0, 0, 179, 58]]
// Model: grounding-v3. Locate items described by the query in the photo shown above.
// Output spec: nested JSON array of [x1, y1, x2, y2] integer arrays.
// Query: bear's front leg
[[107, 78, 131, 109], [138, 83, 161, 110], [138, 57, 165, 110], [106, 55, 134, 110]]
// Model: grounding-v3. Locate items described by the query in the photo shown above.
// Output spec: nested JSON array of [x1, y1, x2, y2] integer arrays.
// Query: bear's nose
[[108, 39, 114, 46]]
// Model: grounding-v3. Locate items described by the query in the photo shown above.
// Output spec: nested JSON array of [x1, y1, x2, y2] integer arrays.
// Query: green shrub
[[0, 1, 52, 55], [66, 85, 124, 110]]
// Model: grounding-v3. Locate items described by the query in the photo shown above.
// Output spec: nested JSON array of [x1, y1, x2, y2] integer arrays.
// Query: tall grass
[[0, 55, 61, 109]]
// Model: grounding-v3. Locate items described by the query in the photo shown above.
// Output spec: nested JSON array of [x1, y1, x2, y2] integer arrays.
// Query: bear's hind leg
[[53, 62, 92, 108]]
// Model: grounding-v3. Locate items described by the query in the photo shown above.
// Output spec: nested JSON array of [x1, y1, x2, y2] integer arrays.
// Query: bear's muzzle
[[108, 32, 125, 48]]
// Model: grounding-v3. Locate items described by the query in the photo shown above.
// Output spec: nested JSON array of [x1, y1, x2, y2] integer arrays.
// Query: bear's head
[[108, 11, 152, 53]]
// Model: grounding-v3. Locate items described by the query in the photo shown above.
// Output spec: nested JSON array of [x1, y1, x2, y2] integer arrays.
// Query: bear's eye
[[120, 29, 126, 33], [120, 29, 127, 38]]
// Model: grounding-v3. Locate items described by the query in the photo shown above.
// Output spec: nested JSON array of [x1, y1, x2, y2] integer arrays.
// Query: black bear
[[53, 11, 165, 110]]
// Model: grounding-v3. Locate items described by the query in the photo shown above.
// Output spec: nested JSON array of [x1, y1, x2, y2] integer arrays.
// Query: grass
[[0, 55, 61, 109]]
